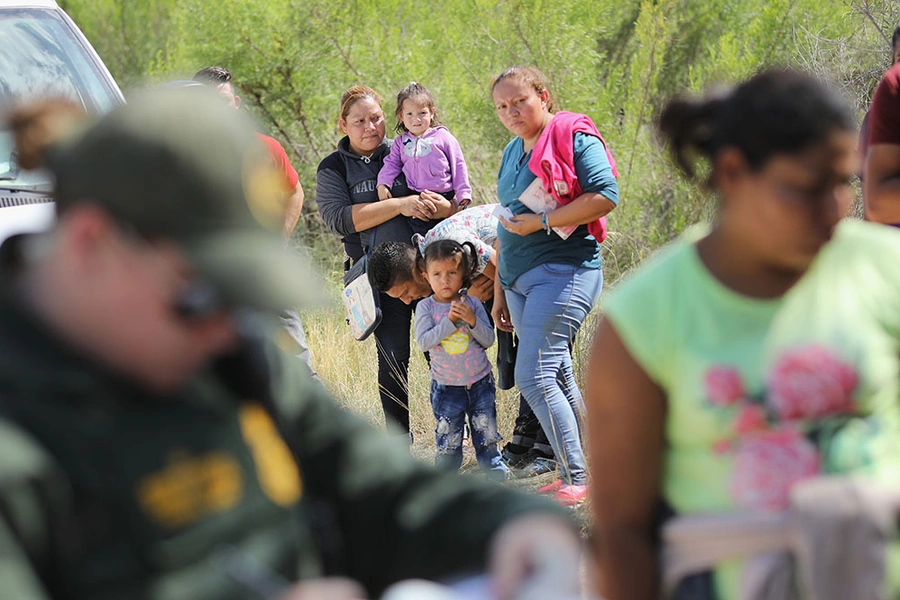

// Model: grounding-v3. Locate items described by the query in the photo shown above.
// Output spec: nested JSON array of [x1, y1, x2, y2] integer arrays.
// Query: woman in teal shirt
[[490, 66, 619, 506]]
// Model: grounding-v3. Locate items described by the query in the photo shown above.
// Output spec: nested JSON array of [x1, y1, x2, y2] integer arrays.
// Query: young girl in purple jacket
[[377, 82, 472, 219]]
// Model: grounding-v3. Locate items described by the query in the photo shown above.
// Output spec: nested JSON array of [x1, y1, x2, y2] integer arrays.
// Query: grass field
[[300, 273, 602, 454], [298, 268, 605, 530]]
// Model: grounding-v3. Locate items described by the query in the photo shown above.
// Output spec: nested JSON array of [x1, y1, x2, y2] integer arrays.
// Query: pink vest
[[528, 111, 619, 242]]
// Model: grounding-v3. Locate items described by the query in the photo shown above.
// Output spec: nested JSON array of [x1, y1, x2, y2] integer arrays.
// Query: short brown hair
[[339, 85, 383, 125]]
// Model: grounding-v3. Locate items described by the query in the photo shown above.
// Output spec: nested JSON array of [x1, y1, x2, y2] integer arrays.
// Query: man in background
[[194, 66, 304, 240], [194, 66, 315, 373], [862, 26, 900, 223]]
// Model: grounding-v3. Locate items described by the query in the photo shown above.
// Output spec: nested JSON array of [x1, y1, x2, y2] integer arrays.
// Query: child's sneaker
[[515, 456, 557, 479], [511, 448, 557, 479], [537, 479, 563, 495], [553, 484, 588, 507]]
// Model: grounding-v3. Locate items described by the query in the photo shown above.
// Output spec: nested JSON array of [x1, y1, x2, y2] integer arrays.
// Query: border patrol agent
[[0, 91, 582, 600]]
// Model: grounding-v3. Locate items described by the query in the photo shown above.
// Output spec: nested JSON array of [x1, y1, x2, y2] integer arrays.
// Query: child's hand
[[377, 184, 392, 201], [449, 299, 476, 328]]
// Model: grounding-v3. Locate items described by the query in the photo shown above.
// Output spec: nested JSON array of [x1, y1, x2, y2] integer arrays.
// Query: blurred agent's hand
[[279, 577, 367, 600], [489, 514, 582, 600]]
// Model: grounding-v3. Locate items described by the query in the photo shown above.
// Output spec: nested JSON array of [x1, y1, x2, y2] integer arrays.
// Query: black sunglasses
[[171, 278, 229, 323]]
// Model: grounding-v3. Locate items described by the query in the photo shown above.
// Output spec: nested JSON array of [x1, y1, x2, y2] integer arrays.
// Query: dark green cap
[[48, 89, 321, 312]]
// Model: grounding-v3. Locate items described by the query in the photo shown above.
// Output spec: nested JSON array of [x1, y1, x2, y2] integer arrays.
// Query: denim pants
[[374, 292, 413, 435], [430, 373, 508, 476], [504, 263, 603, 485]]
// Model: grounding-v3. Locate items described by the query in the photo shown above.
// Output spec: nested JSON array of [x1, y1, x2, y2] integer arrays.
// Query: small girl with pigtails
[[377, 82, 472, 221], [413, 239, 508, 478]]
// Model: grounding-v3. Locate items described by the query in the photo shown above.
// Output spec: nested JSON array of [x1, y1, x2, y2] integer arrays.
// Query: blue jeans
[[504, 263, 603, 485], [430, 373, 508, 476]]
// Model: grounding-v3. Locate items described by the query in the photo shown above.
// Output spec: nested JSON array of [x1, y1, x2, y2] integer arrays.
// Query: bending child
[[413, 240, 508, 478], [377, 82, 472, 234]]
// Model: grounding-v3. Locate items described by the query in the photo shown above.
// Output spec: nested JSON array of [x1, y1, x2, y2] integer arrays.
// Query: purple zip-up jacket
[[376, 126, 472, 203]]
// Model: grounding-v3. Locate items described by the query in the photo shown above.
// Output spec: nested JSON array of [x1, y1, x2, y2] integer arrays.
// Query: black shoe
[[501, 444, 531, 468]]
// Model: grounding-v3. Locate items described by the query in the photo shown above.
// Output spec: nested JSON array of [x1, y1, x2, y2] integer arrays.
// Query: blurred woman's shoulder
[[833, 218, 900, 252], [826, 219, 900, 292]]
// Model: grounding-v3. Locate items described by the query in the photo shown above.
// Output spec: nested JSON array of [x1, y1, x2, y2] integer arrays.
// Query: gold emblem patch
[[239, 404, 303, 507], [136, 404, 302, 530], [137, 450, 242, 529], [243, 156, 286, 232]]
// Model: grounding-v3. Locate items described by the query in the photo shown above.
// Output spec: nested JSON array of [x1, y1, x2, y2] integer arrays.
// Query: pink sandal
[[537, 479, 563, 495], [553, 484, 588, 507]]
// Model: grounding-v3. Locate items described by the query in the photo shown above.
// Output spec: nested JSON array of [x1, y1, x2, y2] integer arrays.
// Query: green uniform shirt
[[0, 252, 562, 599]]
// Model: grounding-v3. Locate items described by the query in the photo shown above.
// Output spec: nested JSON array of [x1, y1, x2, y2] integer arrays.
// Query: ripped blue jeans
[[431, 373, 508, 477]]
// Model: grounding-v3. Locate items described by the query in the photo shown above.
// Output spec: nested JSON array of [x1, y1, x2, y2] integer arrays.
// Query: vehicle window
[[0, 8, 118, 112], [0, 8, 120, 190]]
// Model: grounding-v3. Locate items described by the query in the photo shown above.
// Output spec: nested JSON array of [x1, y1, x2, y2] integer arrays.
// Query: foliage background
[[57, 0, 900, 442], [60, 0, 900, 273]]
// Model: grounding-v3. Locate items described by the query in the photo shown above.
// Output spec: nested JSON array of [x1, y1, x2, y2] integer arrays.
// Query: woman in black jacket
[[315, 85, 454, 437]]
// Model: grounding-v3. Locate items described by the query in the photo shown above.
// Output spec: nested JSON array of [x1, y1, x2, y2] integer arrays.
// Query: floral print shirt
[[603, 219, 900, 594], [414, 294, 495, 386], [412, 204, 499, 275]]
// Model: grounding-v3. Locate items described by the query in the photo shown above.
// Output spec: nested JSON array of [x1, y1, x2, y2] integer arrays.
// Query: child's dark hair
[[657, 68, 855, 187], [892, 25, 900, 53], [418, 239, 478, 289], [394, 82, 440, 134], [193, 66, 232, 86]]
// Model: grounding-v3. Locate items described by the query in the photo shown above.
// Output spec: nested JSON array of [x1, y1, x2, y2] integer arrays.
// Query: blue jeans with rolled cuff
[[430, 373, 508, 477]]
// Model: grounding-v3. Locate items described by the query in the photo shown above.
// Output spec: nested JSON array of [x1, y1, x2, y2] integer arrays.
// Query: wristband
[[541, 212, 551, 234]]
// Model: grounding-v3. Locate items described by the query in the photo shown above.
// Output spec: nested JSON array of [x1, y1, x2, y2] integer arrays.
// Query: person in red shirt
[[194, 66, 315, 374], [863, 26, 900, 224], [194, 66, 305, 241]]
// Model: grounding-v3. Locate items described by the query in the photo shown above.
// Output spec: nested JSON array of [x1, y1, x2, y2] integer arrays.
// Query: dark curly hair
[[367, 241, 419, 292]]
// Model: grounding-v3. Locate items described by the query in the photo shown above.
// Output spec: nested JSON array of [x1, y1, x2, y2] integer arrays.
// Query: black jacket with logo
[[0, 267, 563, 599], [316, 137, 447, 264]]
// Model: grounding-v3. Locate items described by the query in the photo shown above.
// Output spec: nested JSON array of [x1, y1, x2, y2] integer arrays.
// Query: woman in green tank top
[[588, 70, 900, 599]]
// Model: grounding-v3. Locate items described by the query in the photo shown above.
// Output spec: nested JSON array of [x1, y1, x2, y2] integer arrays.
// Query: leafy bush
[[61, 0, 899, 281]]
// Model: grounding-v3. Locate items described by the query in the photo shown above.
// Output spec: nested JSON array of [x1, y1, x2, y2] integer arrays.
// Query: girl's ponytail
[[459, 241, 479, 287], [657, 94, 725, 184], [658, 70, 855, 187], [421, 239, 477, 288]]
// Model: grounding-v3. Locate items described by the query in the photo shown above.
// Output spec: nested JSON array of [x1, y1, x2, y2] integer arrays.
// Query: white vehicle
[[0, 0, 124, 243]]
